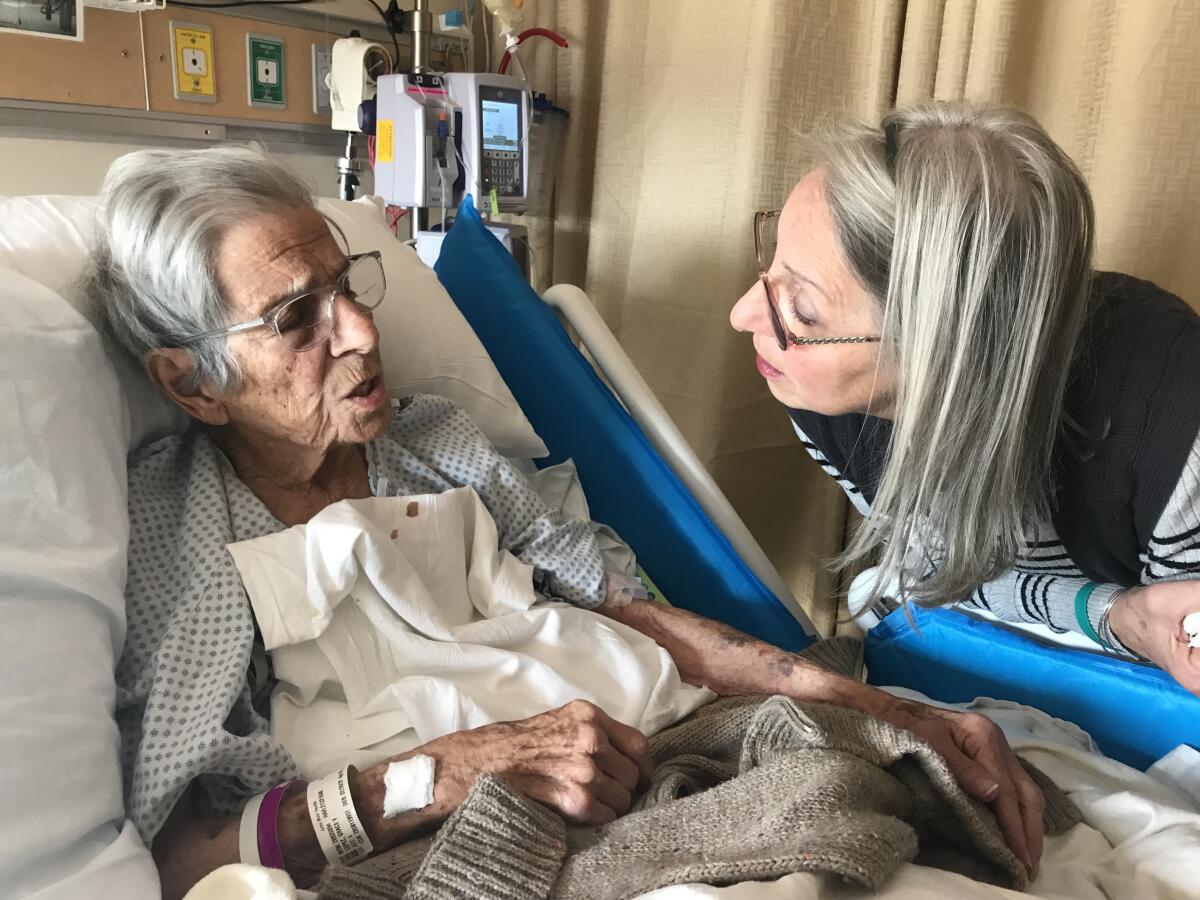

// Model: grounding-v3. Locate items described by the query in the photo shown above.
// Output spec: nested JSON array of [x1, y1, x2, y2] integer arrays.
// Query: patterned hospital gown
[[116, 394, 607, 843]]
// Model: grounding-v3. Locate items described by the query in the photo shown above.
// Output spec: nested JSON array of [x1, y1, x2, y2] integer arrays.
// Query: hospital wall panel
[[0, 9, 146, 109], [0, 4, 460, 126], [0, 135, 358, 198], [140, 8, 347, 126], [0, 1, 466, 198]]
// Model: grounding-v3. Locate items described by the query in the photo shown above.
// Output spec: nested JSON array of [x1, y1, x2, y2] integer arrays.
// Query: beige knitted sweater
[[319, 640, 1078, 900]]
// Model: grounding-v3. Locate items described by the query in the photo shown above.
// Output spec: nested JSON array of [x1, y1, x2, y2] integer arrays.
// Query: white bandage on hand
[[604, 572, 650, 609], [382, 755, 436, 818]]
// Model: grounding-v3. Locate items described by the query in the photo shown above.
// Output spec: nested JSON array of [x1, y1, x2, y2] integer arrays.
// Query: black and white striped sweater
[[794, 420, 1200, 658]]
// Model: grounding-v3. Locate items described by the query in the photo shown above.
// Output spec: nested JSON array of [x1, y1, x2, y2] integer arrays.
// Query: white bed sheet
[[639, 690, 1200, 900], [24, 823, 160, 900], [227, 489, 712, 779]]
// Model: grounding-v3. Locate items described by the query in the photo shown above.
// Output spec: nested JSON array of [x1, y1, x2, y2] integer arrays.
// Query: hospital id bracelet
[[238, 791, 267, 866], [259, 780, 307, 871], [307, 765, 375, 867], [238, 779, 305, 870]]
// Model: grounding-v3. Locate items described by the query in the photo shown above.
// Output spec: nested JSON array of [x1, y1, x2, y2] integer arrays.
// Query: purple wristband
[[257, 780, 294, 870]]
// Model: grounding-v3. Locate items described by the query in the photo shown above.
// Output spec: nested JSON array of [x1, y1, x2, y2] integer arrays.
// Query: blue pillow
[[865, 605, 1199, 770], [435, 197, 811, 651]]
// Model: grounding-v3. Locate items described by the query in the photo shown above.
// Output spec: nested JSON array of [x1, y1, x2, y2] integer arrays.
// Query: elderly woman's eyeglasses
[[754, 210, 881, 352], [178, 251, 387, 352]]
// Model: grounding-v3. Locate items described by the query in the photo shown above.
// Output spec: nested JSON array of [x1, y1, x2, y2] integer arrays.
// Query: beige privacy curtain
[[500, 0, 1200, 633], [898, 0, 1200, 302]]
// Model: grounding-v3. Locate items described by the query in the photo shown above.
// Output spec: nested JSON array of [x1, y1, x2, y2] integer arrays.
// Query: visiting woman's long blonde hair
[[821, 102, 1096, 606]]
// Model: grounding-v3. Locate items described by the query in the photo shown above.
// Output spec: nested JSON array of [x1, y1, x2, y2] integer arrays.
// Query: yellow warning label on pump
[[489, 187, 500, 217], [376, 120, 394, 163], [171, 23, 216, 100]]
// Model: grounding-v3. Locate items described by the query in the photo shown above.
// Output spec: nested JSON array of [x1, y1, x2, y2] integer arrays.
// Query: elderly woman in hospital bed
[[731, 103, 1200, 694], [89, 146, 1043, 898]]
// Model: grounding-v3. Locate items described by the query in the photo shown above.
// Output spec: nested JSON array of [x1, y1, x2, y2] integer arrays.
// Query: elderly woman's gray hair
[[87, 145, 316, 392], [820, 102, 1095, 609]]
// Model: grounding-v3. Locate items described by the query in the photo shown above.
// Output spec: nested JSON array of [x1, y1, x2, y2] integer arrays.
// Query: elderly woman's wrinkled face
[[730, 170, 895, 417], [210, 205, 393, 452]]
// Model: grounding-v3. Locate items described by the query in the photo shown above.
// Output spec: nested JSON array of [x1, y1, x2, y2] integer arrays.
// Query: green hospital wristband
[[1074, 582, 1104, 645]]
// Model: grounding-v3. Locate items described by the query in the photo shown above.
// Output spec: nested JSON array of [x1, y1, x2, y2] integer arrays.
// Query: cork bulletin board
[[0, 10, 146, 109], [0, 6, 457, 126]]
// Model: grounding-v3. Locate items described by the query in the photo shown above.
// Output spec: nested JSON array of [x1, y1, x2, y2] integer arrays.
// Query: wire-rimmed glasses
[[178, 251, 387, 352], [754, 210, 881, 351]]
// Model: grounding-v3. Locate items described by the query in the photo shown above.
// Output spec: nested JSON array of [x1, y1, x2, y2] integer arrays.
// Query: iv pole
[[409, 0, 432, 240]]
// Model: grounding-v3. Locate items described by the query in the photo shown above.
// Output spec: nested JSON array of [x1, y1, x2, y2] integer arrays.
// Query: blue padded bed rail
[[866, 606, 1200, 770], [435, 197, 811, 652]]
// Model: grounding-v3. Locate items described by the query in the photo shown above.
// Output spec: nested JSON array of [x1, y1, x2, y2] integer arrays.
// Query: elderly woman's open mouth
[[346, 374, 386, 408]]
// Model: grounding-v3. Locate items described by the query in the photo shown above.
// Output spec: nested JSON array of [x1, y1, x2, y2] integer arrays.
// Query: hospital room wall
[[0, 0, 474, 198], [0, 137, 363, 198]]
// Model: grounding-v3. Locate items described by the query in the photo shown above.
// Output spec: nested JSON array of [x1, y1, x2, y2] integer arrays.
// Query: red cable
[[385, 205, 408, 236], [498, 27, 568, 75]]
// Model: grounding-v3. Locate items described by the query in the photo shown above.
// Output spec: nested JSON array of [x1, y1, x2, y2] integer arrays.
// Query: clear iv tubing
[[506, 50, 528, 82]]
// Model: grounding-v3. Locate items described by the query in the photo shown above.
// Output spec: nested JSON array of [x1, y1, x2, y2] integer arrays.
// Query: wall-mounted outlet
[[170, 21, 216, 103], [312, 43, 333, 115], [247, 33, 286, 109], [182, 48, 208, 76]]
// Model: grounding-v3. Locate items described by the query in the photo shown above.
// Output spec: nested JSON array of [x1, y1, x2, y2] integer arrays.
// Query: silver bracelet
[[1097, 587, 1140, 658]]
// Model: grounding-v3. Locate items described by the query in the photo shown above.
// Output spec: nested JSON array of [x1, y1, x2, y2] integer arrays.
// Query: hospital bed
[[1, 190, 1197, 900]]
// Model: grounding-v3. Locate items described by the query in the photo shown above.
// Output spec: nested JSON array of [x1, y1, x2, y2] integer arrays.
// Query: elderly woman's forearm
[[597, 598, 888, 715], [152, 764, 448, 900]]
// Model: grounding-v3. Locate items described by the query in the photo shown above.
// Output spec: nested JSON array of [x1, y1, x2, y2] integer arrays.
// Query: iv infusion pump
[[373, 71, 532, 214]]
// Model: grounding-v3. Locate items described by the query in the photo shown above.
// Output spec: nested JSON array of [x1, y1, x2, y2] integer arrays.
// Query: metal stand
[[410, 0, 432, 72], [406, 0, 433, 237], [336, 132, 362, 201]]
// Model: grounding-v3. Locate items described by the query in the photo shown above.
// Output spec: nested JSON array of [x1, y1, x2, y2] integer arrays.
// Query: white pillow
[[321, 198, 547, 459], [0, 193, 547, 459], [0, 272, 160, 898]]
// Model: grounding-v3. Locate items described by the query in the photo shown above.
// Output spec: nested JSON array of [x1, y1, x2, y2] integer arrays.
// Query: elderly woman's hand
[[875, 698, 1044, 878], [157, 701, 652, 899], [1110, 582, 1200, 696], [383, 700, 653, 830]]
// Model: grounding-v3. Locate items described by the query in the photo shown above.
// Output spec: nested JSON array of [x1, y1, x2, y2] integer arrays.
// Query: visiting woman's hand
[[1109, 582, 1200, 696], [412, 699, 654, 826], [881, 698, 1044, 878]]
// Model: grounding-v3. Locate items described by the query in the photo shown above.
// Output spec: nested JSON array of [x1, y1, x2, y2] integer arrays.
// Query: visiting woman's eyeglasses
[[753, 210, 881, 351], [177, 251, 386, 352]]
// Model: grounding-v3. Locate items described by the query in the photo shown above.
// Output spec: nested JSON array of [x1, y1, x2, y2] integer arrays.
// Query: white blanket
[[227, 489, 713, 778]]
